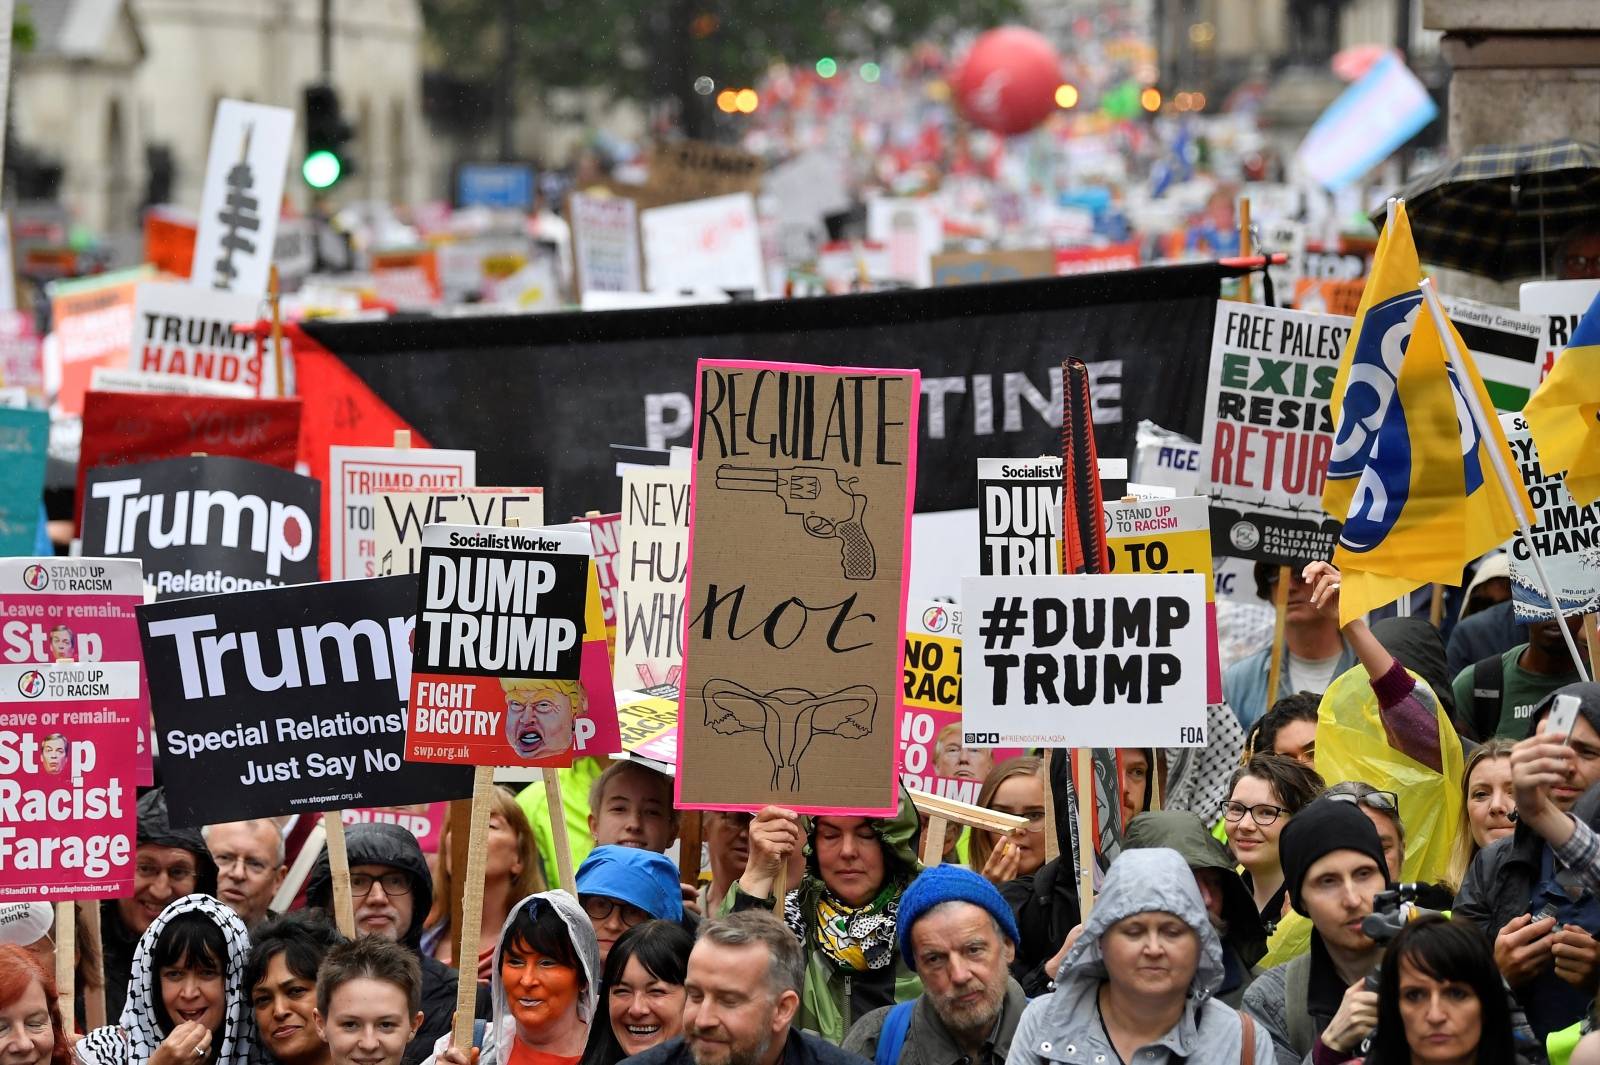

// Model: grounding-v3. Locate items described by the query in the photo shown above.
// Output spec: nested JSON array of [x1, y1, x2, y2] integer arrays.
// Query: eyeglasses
[[580, 895, 651, 928], [349, 872, 412, 897], [136, 862, 198, 885], [1221, 801, 1288, 826], [1329, 790, 1400, 817], [212, 853, 272, 877]]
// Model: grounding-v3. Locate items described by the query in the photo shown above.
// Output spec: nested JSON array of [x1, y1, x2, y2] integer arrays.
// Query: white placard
[[640, 193, 765, 297], [571, 193, 643, 295], [612, 466, 689, 691], [960, 573, 1208, 748], [191, 100, 296, 297], [327, 446, 476, 580], [1501, 412, 1600, 621], [129, 280, 286, 394], [1521, 279, 1600, 382]]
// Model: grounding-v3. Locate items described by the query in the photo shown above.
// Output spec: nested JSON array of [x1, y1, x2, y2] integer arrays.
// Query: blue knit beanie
[[896, 864, 1021, 971]]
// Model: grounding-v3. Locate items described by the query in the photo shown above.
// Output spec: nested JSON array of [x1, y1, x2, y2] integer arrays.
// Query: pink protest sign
[[676, 359, 920, 816], [343, 804, 448, 854], [581, 512, 621, 660], [0, 558, 153, 785], [0, 659, 141, 900], [900, 599, 1023, 804]]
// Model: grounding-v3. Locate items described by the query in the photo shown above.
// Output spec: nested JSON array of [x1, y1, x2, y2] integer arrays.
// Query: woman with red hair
[[0, 943, 72, 1065]]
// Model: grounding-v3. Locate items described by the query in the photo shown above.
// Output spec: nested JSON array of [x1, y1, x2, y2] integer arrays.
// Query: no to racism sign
[[899, 600, 1022, 804]]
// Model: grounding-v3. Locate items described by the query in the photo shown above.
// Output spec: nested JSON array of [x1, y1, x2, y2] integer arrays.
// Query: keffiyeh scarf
[[77, 894, 257, 1065]]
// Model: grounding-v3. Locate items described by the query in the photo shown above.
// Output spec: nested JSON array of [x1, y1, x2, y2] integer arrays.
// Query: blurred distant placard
[[192, 100, 295, 297], [646, 141, 763, 205], [570, 194, 643, 295], [457, 163, 535, 210], [931, 251, 1055, 286], [640, 193, 764, 296]]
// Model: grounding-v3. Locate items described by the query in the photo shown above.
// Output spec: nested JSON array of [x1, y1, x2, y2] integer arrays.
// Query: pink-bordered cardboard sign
[[675, 359, 920, 816]]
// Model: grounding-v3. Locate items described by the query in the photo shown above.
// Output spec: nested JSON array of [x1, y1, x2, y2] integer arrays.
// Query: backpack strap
[[1472, 653, 1507, 741], [1239, 1011, 1257, 1065], [875, 1001, 916, 1065], [1284, 954, 1316, 1055]]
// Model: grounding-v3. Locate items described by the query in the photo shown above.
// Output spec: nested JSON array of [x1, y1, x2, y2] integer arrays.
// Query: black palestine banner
[[302, 264, 1232, 513]]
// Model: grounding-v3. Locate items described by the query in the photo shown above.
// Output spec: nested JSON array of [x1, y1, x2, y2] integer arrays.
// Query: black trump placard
[[138, 576, 474, 826]]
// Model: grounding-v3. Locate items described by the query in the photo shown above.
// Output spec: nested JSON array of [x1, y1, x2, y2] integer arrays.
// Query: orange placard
[[144, 214, 198, 278]]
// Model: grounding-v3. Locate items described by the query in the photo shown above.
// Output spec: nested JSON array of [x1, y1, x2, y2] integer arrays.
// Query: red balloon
[[950, 26, 1064, 136]]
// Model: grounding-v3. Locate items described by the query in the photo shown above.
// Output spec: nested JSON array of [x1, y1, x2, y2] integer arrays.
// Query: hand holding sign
[[739, 806, 804, 901]]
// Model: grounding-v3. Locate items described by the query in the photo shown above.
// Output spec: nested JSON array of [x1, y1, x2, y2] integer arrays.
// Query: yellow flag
[[1323, 202, 1422, 524], [1329, 288, 1532, 625], [1523, 289, 1600, 505]]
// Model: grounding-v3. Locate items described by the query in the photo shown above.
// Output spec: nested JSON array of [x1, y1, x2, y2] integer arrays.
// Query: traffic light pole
[[320, 0, 333, 81]]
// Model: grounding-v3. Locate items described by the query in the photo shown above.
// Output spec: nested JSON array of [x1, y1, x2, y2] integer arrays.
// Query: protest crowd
[[5, 7, 1600, 1065]]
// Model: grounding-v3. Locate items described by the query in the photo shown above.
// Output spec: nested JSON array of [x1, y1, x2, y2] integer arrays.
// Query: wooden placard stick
[[907, 788, 1028, 870], [394, 429, 411, 451], [272, 821, 326, 913], [1238, 197, 1253, 304], [450, 765, 496, 1050], [54, 903, 74, 1029], [770, 864, 788, 916], [1041, 748, 1060, 865], [448, 802, 472, 964], [269, 264, 286, 398], [919, 815, 949, 868], [1429, 584, 1445, 627], [678, 809, 703, 886], [1148, 753, 1163, 813], [905, 788, 1028, 838], [1073, 748, 1095, 922], [1586, 615, 1599, 676], [544, 768, 577, 896], [82, 901, 106, 1029], [322, 812, 356, 938], [1264, 566, 1292, 710]]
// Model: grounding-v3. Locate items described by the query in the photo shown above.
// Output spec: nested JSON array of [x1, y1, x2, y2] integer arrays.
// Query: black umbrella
[[1370, 138, 1600, 281]]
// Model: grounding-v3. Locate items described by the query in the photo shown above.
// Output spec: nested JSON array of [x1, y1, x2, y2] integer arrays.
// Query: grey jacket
[[1004, 849, 1273, 1065], [422, 891, 601, 1065], [842, 978, 1026, 1065], [1239, 954, 1314, 1065]]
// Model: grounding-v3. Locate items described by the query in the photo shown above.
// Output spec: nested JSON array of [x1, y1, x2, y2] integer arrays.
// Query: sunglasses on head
[[1328, 790, 1399, 817]]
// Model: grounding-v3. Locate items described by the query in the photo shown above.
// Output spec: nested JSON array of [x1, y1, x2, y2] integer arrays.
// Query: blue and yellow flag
[[1322, 214, 1531, 624], [1523, 289, 1600, 505], [1323, 202, 1423, 525]]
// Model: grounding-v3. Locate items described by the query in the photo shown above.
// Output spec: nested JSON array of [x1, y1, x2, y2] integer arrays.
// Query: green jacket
[[514, 758, 605, 888], [726, 788, 925, 1043]]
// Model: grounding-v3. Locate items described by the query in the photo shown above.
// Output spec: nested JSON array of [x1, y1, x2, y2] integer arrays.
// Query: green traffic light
[[816, 57, 837, 78], [302, 149, 342, 189]]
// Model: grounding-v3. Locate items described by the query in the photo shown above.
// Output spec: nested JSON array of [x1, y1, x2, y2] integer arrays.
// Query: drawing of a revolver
[[716, 465, 876, 580]]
